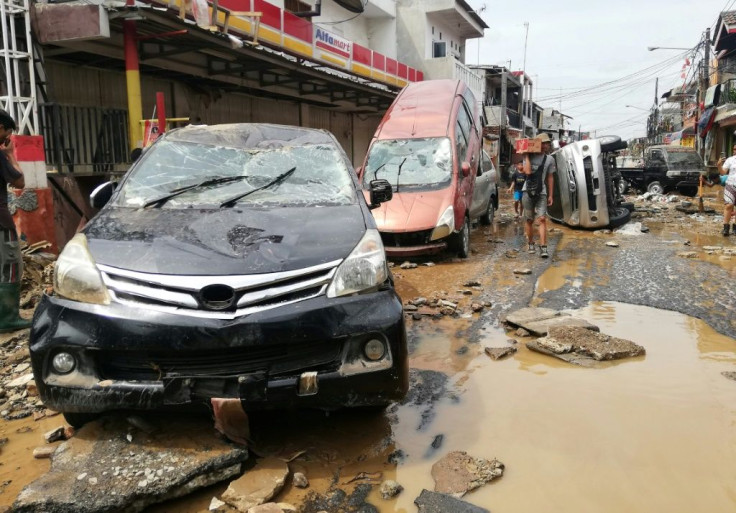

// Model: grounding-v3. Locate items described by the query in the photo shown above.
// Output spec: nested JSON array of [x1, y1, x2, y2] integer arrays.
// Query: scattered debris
[[32, 446, 56, 459], [380, 480, 404, 500], [722, 371, 736, 382], [292, 472, 309, 489], [221, 457, 288, 512], [463, 281, 481, 287], [342, 471, 382, 485], [430, 451, 504, 496], [513, 268, 532, 275], [677, 251, 698, 259], [400, 262, 418, 269], [605, 241, 619, 247], [504, 307, 599, 336], [484, 346, 517, 360]]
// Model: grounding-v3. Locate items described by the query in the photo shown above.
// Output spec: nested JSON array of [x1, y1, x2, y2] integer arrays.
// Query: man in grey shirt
[[521, 133, 556, 258]]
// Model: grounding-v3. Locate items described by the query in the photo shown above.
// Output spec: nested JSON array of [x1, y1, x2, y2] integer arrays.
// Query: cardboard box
[[515, 138, 542, 154]]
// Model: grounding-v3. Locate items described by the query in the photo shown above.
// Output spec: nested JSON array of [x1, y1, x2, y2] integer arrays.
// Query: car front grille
[[381, 229, 435, 247], [98, 259, 341, 320], [94, 340, 343, 381]]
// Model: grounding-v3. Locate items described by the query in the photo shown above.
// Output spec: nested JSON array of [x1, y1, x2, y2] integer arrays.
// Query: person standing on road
[[521, 133, 556, 258], [507, 155, 526, 220], [0, 109, 31, 332], [717, 144, 736, 236]]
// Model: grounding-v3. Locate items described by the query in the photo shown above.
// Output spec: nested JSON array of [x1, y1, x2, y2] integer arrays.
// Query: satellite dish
[[332, 0, 364, 14]]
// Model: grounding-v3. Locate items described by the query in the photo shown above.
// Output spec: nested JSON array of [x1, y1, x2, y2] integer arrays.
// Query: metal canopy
[[39, 6, 399, 113]]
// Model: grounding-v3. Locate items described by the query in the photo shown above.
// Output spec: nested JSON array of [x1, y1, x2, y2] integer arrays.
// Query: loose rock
[[430, 451, 504, 496], [380, 480, 404, 499], [484, 346, 517, 360], [292, 472, 309, 489], [513, 268, 532, 275], [415, 490, 489, 513], [221, 457, 289, 512]]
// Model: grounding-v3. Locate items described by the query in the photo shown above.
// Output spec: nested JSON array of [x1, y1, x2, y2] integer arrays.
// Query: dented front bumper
[[30, 290, 408, 413]]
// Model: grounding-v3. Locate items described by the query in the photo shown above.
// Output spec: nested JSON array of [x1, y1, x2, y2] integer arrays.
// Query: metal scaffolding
[[0, 0, 38, 135]]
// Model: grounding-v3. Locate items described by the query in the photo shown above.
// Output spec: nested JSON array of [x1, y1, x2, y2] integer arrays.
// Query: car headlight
[[327, 229, 388, 298], [53, 233, 110, 305], [430, 206, 454, 241]]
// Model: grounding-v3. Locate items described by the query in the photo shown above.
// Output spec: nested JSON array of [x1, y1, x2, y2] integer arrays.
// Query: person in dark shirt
[[0, 109, 30, 332], [507, 156, 526, 219]]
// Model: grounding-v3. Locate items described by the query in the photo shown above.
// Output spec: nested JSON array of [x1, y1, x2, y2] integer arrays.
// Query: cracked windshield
[[3, 1, 736, 513]]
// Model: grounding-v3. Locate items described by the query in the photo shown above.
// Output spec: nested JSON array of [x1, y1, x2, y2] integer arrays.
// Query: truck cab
[[618, 145, 702, 196]]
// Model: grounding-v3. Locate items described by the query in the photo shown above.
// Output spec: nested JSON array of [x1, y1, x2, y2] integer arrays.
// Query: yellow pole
[[124, 16, 143, 151]]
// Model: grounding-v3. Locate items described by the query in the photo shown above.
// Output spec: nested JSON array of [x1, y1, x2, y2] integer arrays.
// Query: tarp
[[698, 106, 717, 138]]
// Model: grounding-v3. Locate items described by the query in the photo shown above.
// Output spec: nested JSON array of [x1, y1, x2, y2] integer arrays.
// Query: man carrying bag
[[521, 133, 556, 258]]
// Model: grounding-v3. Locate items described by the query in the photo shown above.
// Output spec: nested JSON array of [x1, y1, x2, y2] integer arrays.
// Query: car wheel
[[63, 411, 99, 428], [479, 194, 495, 225], [679, 186, 698, 197], [452, 216, 470, 258], [598, 135, 628, 152], [618, 179, 629, 195], [647, 181, 665, 195], [608, 206, 631, 228]]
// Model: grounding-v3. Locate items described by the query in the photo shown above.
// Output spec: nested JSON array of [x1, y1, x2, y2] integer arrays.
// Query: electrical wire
[[320, 0, 368, 25]]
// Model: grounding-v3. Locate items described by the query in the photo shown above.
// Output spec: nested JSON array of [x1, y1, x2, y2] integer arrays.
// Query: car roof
[[165, 123, 336, 148], [374, 79, 463, 140]]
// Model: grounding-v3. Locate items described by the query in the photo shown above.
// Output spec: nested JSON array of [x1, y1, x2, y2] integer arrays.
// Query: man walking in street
[[0, 109, 31, 332], [521, 133, 556, 258]]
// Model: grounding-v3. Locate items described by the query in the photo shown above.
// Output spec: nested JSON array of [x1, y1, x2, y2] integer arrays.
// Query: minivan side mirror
[[368, 179, 393, 209], [461, 161, 471, 178], [90, 181, 116, 209]]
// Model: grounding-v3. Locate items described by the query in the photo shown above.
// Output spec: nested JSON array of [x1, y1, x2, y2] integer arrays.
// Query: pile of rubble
[[0, 244, 55, 422], [403, 282, 492, 320]]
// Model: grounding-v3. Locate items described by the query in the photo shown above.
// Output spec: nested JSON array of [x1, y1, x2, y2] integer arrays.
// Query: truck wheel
[[647, 181, 664, 195], [480, 193, 495, 225], [452, 216, 470, 258]]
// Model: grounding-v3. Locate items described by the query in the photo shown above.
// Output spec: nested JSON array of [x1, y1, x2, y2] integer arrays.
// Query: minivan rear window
[[363, 137, 452, 191]]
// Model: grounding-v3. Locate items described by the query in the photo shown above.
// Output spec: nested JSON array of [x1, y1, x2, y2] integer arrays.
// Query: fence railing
[[39, 103, 130, 174]]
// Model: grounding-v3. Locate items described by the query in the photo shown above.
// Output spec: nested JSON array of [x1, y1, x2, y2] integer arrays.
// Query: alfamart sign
[[314, 27, 351, 58]]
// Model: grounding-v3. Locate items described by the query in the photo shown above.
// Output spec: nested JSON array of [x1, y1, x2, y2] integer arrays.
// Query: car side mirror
[[461, 161, 471, 178], [90, 181, 116, 209], [368, 179, 393, 210]]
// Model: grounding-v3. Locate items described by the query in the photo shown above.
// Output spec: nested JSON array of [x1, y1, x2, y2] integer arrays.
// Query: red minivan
[[359, 79, 482, 258]]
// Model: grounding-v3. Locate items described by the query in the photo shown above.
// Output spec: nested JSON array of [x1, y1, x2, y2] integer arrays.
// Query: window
[[455, 121, 468, 172], [433, 41, 446, 58], [285, 0, 313, 20]]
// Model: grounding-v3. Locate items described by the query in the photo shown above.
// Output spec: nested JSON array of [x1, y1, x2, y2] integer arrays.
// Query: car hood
[[368, 190, 449, 232], [84, 205, 366, 275]]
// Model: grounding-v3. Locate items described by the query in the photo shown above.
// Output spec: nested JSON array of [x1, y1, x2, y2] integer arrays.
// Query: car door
[[453, 98, 476, 228], [471, 150, 492, 218]]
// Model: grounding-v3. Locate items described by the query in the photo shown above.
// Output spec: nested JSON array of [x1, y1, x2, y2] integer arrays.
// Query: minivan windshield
[[363, 137, 452, 191], [666, 150, 703, 170], [115, 139, 355, 208]]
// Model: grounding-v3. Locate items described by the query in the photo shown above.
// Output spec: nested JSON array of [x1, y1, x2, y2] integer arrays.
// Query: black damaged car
[[31, 123, 408, 427]]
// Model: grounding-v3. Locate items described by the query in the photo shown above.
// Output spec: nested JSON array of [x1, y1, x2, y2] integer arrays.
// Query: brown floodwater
[[388, 301, 736, 513]]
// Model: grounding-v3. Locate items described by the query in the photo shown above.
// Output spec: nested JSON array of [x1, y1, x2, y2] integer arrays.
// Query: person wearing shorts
[[521, 133, 556, 258], [507, 158, 526, 219], [718, 144, 736, 236]]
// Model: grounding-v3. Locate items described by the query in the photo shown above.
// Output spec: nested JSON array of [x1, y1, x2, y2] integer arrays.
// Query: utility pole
[[700, 28, 711, 160], [653, 77, 659, 144]]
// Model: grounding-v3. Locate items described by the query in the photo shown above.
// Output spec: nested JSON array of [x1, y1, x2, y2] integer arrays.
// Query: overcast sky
[[464, 0, 732, 140]]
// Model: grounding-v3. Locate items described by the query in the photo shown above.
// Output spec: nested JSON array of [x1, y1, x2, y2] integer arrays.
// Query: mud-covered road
[[2, 188, 736, 513]]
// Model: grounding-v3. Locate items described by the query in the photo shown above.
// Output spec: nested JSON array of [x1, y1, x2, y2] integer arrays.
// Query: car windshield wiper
[[220, 167, 297, 208], [143, 175, 250, 208]]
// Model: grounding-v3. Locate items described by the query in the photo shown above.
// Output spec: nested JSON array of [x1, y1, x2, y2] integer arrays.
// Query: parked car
[[360, 79, 482, 258], [616, 144, 702, 196], [30, 123, 409, 427], [469, 150, 498, 226], [548, 136, 631, 229]]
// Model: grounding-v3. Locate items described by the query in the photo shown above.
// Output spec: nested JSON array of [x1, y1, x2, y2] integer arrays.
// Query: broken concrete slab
[[221, 456, 289, 512], [522, 316, 599, 337], [13, 415, 248, 513], [414, 489, 489, 513], [431, 451, 504, 497], [484, 346, 517, 360], [527, 326, 645, 366], [505, 307, 561, 326]]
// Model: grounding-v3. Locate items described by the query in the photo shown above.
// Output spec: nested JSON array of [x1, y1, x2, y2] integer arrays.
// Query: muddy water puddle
[[388, 301, 736, 513]]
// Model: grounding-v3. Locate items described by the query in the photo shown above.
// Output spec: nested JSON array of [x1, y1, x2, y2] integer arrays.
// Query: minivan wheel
[[618, 179, 629, 195], [452, 216, 470, 258], [63, 411, 99, 428], [608, 207, 631, 228], [647, 181, 665, 195], [479, 194, 495, 225], [598, 135, 627, 152]]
